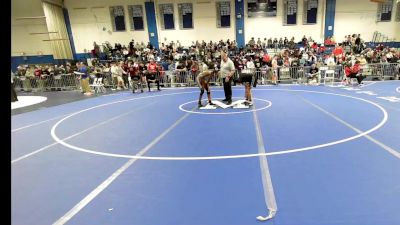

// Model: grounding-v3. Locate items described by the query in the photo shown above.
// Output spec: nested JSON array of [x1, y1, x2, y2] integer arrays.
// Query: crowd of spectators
[[13, 34, 400, 93]]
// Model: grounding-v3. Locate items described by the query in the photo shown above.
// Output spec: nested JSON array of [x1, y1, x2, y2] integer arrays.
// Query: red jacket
[[262, 54, 271, 63], [333, 47, 344, 56], [147, 63, 158, 73], [352, 64, 360, 73], [34, 69, 42, 77]]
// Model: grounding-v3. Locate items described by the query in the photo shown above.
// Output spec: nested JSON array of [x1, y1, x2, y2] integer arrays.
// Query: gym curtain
[[42, 1, 73, 60]]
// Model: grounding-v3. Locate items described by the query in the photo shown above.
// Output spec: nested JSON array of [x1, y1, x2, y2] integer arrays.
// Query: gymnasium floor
[[11, 81, 400, 225]]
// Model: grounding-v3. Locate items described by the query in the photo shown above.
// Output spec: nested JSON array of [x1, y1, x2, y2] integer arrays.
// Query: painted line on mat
[[12, 113, 72, 132], [51, 89, 388, 160], [12, 102, 155, 164], [301, 97, 400, 159], [52, 110, 192, 225], [179, 97, 272, 115]]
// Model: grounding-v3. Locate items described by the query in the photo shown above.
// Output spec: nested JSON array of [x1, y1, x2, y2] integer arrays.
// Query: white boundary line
[[301, 98, 400, 159], [11, 90, 186, 132], [11, 102, 156, 164], [12, 113, 73, 132], [179, 98, 272, 115], [360, 81, 377, 87], [50, 89, 389, 160], [13, 91, 196, 163], [52, 109, 192, 225]]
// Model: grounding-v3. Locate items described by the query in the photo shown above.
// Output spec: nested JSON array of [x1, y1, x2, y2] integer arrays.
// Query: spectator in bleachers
[[325, 54, 336, 67], [324, 36, 335, 47], [301, 35, 307, 47], [283, 37, 288, 48], [273, 38, 278, 51], [306, 63, 320, 85], [93, 42, 100, 58], [307, 52, 317, 66], [267, 38, 273, 48], [14, 34, 399, 95], [278, 38, 283, 49]]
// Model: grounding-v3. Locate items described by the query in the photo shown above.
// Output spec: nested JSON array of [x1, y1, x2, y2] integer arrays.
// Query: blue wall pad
[[145, 2, 159, 49]]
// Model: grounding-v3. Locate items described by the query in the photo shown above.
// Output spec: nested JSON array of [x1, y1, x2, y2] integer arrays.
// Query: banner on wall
[[181, 3, 192, 15], [220, 2, 230, 16], [161, 4, 174, 14], [130, 5, 143, 17], [248, 0, 277, 17]]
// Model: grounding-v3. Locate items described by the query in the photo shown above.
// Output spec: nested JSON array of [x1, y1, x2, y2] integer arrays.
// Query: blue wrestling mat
[[11, 81, 400, 225]]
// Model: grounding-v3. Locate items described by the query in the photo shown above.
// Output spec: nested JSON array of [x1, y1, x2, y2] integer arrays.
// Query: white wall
[[335, 0, 400, 43], [11, 0, 55, 56], [245, 0, 326, 43], [154, 0, 235, 46], [12, 0, 399, 57], [64, 0, 150, 53]]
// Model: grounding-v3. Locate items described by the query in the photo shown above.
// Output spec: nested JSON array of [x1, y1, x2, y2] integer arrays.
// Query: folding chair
[[323, 69, 335, 86], [96, 78, 106, 93], [89, 78, 103, 93]]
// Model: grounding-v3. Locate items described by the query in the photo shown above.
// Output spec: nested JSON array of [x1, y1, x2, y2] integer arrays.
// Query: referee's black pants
[[223, 77, 232, 101]]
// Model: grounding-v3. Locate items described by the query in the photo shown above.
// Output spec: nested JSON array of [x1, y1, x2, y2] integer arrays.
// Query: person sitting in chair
[[306, 64, 320, 84], [344, 61, 365, 86], [129, 61, 143, 93], [145, 58, 161, 91]]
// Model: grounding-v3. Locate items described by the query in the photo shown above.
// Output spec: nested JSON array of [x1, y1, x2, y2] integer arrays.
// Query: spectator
[[306, 64, 320, 85], [11, 70, 18, 102], [146, 58, 161, 91], [77, 62, 93, 95], [344, 61, 364, 85]]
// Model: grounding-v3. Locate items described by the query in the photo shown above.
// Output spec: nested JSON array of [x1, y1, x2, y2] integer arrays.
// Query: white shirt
[[246, 61, 255, 69], [219, 58, 235, 78], [325, 57, 335, 66], [111, 65, 124, 77]]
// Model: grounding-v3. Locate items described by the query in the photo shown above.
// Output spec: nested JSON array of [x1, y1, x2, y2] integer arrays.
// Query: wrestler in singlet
[[197, 60, 216, 107]]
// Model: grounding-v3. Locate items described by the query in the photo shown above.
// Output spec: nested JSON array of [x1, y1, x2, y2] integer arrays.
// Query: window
[[159, 4, 175, 30], [395, 0, 400, 22], [128, 5, 144, 30], [283, 0, 297, 25], [377, 0, 393, 22], [110, 6, 126, 31], [303, 0, 318, 24], [216, 1, 230, 28], [178, 3, 193, 29]]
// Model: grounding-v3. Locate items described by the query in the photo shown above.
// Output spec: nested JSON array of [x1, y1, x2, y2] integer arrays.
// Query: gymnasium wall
[[11, 0, 400, 69], [11, 0, 56, 57], [63, 0, 149, 54], [154, 0, 235, 47], [335, 0, 400, 42], [244, 0, 326, 43]]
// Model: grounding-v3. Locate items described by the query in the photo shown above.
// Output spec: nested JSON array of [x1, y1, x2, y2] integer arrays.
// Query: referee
[[219, 52, 235, 105]]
